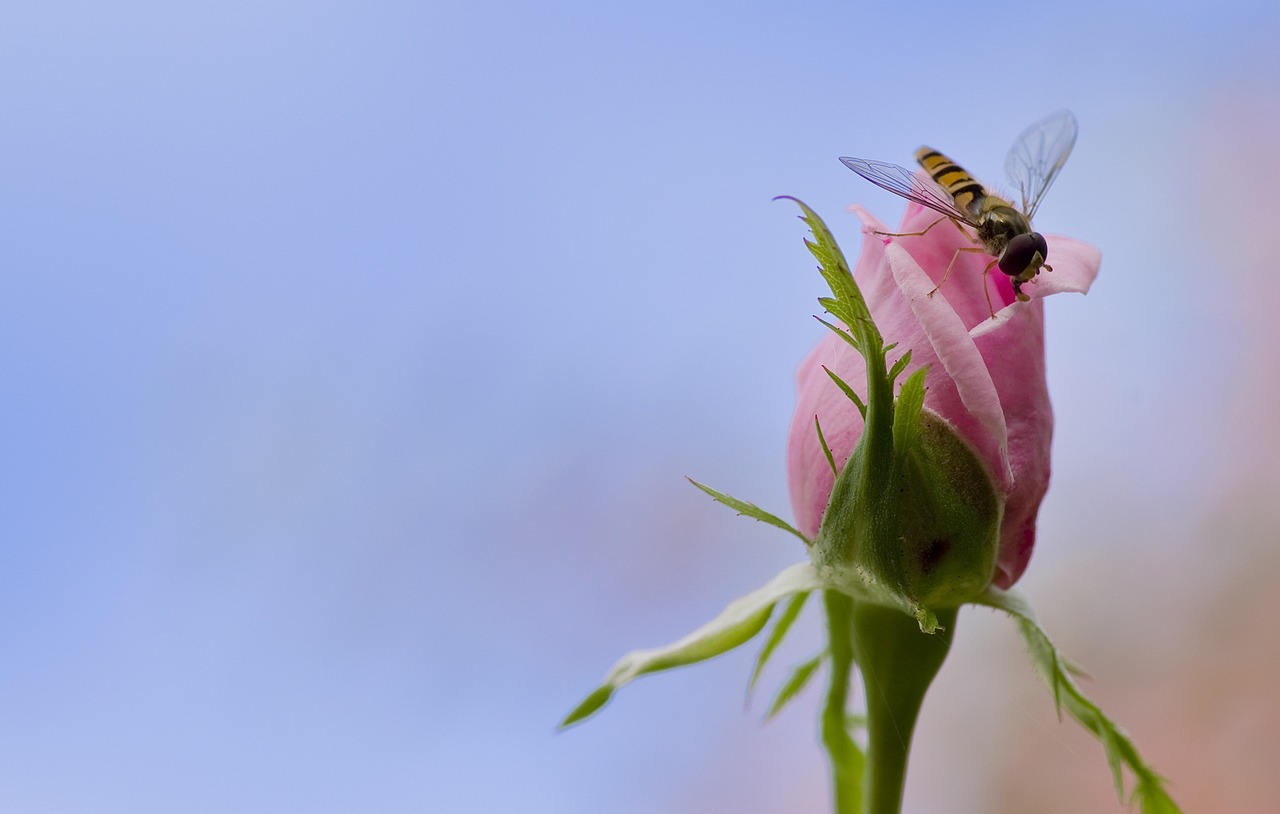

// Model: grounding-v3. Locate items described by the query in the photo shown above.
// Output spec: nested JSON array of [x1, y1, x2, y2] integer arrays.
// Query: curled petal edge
[[973, 235, 1102, 339], [884, 241, 1011, 483]]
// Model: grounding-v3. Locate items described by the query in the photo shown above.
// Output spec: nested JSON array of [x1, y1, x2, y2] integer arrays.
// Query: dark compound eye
[[998, 232, 1049, 277]]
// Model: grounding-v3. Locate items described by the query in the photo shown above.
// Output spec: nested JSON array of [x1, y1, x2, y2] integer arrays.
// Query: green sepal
[[748, 591, 811, 698], [975, 587, 1183, 814], [887, 349, 913, 388], [766, 650, 825, 720], [891, 368, 927, 457], [815, 316, 860, 351], [822, 366, 867, 419], [815, 417, 838, 477], [779, 196, 883, 360], [560, 562, 823, 728], [686, 478, 811, 546]]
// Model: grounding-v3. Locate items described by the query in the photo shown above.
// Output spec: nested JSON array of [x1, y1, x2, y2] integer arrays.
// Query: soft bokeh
[[0, 1, 1277, 811]]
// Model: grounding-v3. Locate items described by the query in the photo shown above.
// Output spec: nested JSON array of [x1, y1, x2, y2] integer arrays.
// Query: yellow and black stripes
[[914, 147, 985, 213]]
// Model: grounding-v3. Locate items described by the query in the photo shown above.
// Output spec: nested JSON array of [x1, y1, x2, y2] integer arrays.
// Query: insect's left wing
[[1004, 110, 1078, 220], [839, 156, 976, 226]]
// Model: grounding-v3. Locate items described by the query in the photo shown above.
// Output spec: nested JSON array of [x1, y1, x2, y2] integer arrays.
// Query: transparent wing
[[1004, 109, 1078, 220], [839, 156, 978, 227]]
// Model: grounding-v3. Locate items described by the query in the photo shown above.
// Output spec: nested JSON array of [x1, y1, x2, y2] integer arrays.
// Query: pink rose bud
[[788, 202, 1100, 602]]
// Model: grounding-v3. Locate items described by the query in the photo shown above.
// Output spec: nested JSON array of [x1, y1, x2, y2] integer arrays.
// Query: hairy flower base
[[813, 408, 1000, 615]]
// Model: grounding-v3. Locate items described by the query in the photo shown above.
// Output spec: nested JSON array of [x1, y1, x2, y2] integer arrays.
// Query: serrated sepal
[[560, 562, 823, 728], [975, 587, 1183, 813]]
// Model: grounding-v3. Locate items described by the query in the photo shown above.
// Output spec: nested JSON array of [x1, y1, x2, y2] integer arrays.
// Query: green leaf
[[891, 368, 928, 457], [560, 562, 824, 729], [821, 366, 866, 419], [749, 591, 810, 699], [687, 478, 811, 546], [814, 417, 837, 478], [766, 651, 825, 720], [976, 588, 1183, 813]]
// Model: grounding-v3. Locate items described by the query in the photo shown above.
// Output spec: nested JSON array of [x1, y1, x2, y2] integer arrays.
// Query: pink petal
[[884, 240, 1011, 484], [970, 300, 1051, 588], [971, 236, 1100, 337], [787, 332, 867, 540]]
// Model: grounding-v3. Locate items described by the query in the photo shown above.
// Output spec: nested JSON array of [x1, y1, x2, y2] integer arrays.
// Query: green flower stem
[[852, 602, 958, 814], [821, 591, 862, 814]]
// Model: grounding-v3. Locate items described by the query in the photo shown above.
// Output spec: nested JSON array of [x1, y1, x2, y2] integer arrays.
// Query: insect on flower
[[839, 110, 1078, 309]]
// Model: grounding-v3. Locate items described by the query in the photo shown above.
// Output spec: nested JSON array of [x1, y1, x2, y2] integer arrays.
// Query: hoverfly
[[839, 110, 1078, 305]]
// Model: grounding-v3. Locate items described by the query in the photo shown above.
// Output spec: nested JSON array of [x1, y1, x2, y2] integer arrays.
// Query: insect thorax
[[974, 201, 1030, 254]]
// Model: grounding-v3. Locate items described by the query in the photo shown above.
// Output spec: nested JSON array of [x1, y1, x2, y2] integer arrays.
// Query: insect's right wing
[[1004, 110, 1078, 220], [839, 157, 977, 227]]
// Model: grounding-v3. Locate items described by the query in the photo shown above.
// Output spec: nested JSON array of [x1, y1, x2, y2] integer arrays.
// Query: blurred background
[[1, 0, 1277, 811]]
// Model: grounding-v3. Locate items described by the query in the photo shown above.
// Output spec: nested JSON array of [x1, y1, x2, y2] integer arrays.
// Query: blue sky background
[[1, 1, 1278, 811]]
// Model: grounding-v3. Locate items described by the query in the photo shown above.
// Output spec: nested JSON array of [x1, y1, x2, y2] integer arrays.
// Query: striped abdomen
[[915, 147, 986, 215]]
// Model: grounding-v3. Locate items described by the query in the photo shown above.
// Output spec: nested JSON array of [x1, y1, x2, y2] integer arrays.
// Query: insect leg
[[982, 258, 999, 316], [872, 216, 949, 238], [927, 246, 987, 298]]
